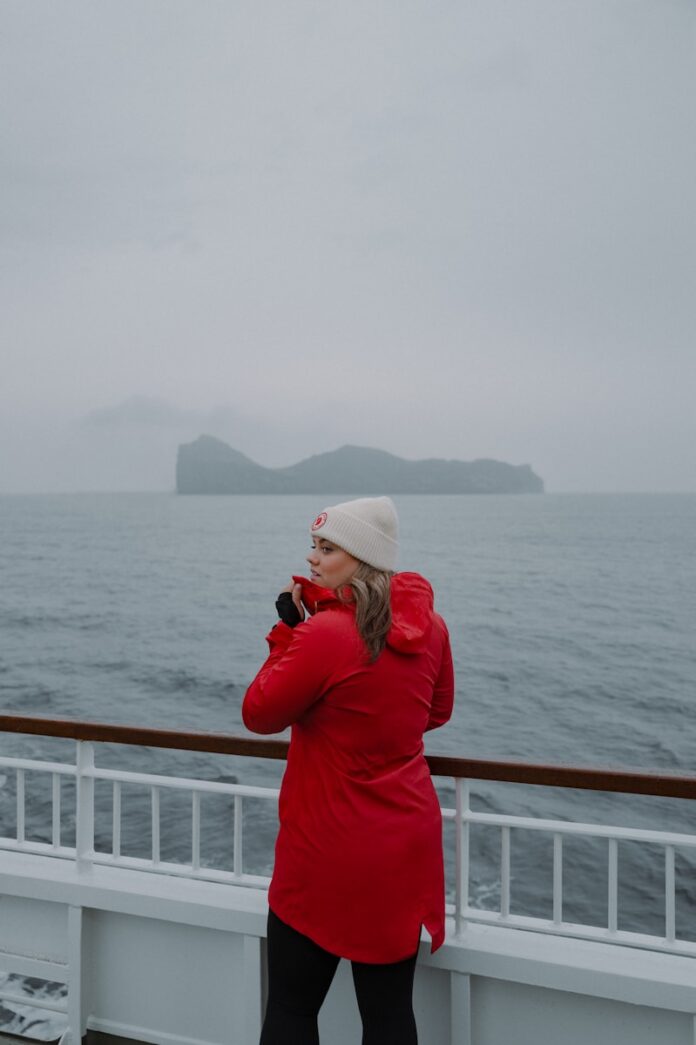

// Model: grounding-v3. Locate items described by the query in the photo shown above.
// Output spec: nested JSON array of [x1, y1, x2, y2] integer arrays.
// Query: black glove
[[275, 591, 303, 628]]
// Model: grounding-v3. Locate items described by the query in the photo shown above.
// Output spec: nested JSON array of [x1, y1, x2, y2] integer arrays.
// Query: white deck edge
[[1, 848, 695, 1019]]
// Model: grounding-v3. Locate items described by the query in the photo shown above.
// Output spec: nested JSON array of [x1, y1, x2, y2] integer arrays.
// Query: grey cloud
[[81, 397, 204, 429], [1, 0, 694, 493]]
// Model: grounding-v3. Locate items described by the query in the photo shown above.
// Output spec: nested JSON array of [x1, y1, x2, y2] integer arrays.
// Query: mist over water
[[1, 491, 695, 1035]]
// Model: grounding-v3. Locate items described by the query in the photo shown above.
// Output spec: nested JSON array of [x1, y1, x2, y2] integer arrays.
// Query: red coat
[[242, 572, 455, 963]]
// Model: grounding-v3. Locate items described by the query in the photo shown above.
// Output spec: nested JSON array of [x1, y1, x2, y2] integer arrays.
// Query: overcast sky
[[1, 0, 694, 493]]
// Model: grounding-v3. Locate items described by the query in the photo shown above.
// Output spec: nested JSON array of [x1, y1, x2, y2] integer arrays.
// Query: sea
[[1, 492, 695, 1037]]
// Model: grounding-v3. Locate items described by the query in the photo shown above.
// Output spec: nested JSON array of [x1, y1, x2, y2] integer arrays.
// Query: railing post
[[75, 741, 95, 871], [450, 972, 472, 1045], [151, 786, 160, 866], [67, 905, 85, 1045], [608, 838, 618, 933], [455, 778, 470, 936], [16, 768, 25, 845], [192, 790, 201, 872], [243, 934, 263, 1045], [112, 780, 121, 859], [500, 825, 511, 919], [553, 833, 563, 925], [52, 772, 61, 848], [234, 794, 243, 877], [665, 844, 676, 943]]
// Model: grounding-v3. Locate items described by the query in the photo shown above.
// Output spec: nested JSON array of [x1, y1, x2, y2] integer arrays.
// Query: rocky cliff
[[176, 437, 544, 494]]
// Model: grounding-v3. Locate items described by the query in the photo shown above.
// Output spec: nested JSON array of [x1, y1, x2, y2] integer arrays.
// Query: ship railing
[[1, 715, 696, 959]]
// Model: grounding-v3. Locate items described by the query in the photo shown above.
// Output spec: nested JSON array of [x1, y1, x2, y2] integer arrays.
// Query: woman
[[243, 496, 454, 1045]]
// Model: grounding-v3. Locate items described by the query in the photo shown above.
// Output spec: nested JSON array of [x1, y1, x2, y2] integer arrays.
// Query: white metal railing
[[442, 778, 696, 957], [1, 742, 696, 957], [0, 744, 278, 889]]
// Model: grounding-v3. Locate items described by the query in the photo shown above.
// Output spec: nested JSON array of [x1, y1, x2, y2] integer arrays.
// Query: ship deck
[[1, 715, 695, 1045]]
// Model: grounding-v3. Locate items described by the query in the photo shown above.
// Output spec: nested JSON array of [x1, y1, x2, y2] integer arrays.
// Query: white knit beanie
[[309, 496, 399, 571]]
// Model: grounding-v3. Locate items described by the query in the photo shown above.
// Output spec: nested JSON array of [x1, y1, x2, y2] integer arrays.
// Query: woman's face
[[306, 538, 359, 590]]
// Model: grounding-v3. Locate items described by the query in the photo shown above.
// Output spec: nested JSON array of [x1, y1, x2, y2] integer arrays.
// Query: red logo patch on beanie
[[311, 512, 328, 531]]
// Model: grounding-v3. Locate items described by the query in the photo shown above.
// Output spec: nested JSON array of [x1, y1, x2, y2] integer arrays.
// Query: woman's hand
[[276, 581, 305, 627]]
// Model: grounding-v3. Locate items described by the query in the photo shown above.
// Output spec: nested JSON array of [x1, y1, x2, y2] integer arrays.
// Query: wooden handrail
[[0, 714, 290, 761], [1, 714, 695, 799]]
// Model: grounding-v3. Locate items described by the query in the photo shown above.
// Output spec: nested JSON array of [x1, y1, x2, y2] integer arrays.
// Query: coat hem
[[268, 900, 437, 965]]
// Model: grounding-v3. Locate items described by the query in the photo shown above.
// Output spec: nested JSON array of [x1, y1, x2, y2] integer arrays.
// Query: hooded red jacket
[[242, 572, 454, 963]]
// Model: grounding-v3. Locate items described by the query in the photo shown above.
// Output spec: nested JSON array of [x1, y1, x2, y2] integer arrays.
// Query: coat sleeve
[[242, 616, 336, 735], [425, 620, 455, 732]]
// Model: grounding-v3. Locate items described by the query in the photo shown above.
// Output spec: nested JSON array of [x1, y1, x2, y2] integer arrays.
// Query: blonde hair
[[339, 562, 394, 662]]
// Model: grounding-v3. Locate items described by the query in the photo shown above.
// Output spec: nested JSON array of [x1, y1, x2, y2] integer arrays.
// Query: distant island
[[176, 436, 544, 495]]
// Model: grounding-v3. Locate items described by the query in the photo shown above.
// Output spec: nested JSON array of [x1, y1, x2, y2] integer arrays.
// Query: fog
[[1, 0, 694, 493]]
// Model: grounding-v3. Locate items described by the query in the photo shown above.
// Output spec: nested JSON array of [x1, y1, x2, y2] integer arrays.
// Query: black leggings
[[260, 909, 418, 1045]]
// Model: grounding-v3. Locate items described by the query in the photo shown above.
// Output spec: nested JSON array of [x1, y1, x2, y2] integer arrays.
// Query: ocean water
[[1, 492, 695, 1035]]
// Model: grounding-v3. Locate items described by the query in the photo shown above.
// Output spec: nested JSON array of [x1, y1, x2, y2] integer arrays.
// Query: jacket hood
[[292, 571, 435, 655], [386, 571, 435, 653]]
